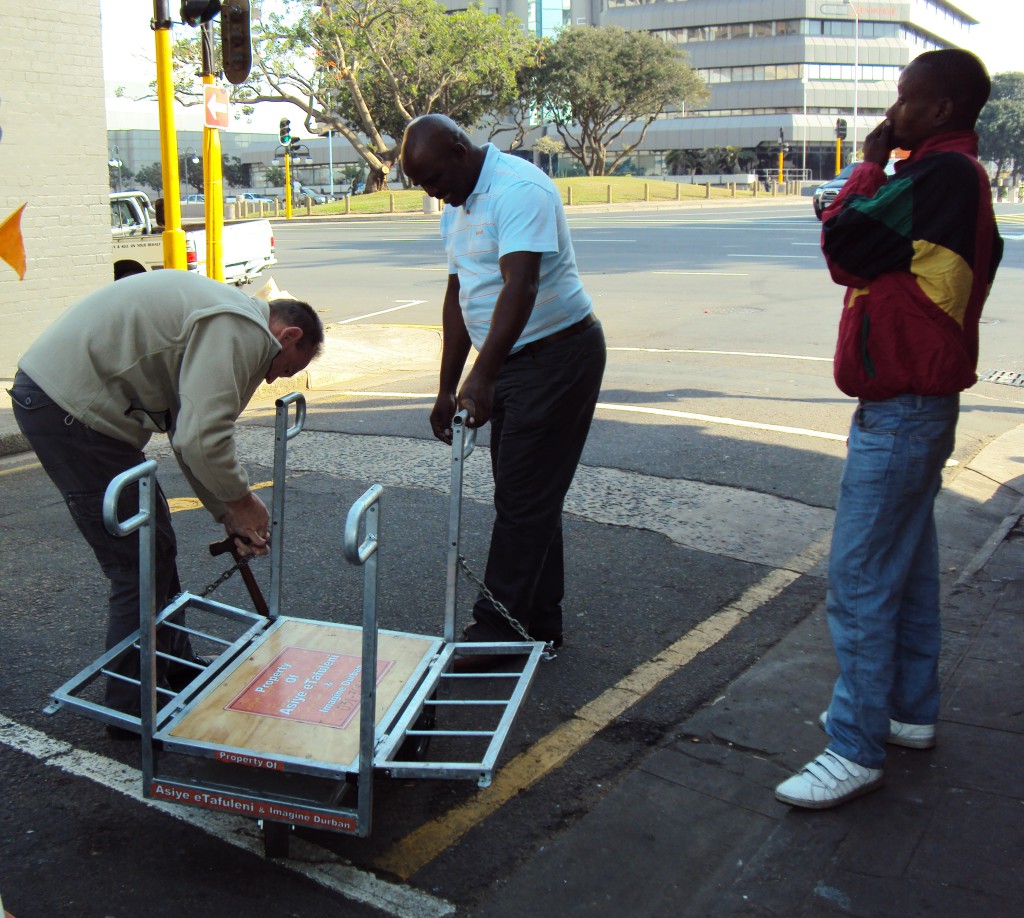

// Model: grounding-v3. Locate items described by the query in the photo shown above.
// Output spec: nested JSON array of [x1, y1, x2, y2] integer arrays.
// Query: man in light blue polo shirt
[[402, 114, 606, 661]]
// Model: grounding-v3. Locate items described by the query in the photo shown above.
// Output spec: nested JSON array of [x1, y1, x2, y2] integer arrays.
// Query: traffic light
[[221, 0, 251, 85], [836, 118, 848, 140], [180, 1, 221, 26], [279, 119, 291, 145], [290, 139, 301, 154]]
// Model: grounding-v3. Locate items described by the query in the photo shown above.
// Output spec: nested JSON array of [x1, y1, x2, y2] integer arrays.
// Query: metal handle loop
[[102, 460, 158, 537], [275, 391, 306, 440], [452, 409, 476, 458], [344, 484, 382, 565]]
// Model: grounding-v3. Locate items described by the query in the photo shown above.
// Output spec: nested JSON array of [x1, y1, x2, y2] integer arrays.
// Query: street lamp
[[846, 0, 861, 162], [181, 147, 200, 195], [108, 145, 123, 192]]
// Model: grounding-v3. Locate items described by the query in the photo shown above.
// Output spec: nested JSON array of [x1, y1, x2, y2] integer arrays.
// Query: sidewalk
[[3, 252, 1022, 916], [475, 433, 1024, 917]]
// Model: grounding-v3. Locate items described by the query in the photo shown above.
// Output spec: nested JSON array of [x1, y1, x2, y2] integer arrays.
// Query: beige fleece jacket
[[19, 270, 280, 521]]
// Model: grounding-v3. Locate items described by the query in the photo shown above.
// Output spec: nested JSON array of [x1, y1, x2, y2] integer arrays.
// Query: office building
[[450, 1, 984, 179]]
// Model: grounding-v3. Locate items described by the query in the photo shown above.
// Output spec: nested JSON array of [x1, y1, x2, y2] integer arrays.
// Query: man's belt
[[518, 312, 597, 356]]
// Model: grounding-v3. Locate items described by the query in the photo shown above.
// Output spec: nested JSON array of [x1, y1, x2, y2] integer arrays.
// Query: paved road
[[2, 203, 1023, 916]]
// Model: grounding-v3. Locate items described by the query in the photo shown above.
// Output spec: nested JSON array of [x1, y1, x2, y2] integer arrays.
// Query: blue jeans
[[824, 394, 959, 768]]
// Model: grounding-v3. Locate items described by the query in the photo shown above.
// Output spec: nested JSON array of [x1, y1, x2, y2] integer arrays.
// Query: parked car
[[239, 192, 275, 204], [298, 186, 327, 205], [813, 160, 899, 219], [182, 194, 205, 204], [110, 191, 277, 285]]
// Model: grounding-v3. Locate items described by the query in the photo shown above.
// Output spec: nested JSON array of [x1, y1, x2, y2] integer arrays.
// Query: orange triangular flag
[[0, 203, 27, 280]]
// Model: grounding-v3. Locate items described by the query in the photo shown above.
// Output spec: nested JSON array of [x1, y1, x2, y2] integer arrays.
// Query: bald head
[[401, 115, 486, 208], [403, 114, 471, 160]]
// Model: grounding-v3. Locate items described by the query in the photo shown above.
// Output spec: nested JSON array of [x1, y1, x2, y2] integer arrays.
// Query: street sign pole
[[201, 23, 224, 282], [152, 0, 186, 270]]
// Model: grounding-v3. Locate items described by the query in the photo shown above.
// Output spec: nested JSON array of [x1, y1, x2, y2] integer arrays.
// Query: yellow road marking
[[0, 461, 40, 476], [167, 479, 273, 513], [373, 537, 830, 879]]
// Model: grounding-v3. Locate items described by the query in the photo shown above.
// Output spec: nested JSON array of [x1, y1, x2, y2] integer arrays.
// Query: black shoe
[[451, 652, 518, 673], [166, 655, 213, 693]]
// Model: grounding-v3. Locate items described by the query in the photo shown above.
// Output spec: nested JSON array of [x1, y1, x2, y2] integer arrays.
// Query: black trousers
[[470, 320, 606, 642], [10, 371, 194, 715]]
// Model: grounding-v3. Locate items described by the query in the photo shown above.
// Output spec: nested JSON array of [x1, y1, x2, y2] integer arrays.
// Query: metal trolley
[[46, 394, 546, 856]]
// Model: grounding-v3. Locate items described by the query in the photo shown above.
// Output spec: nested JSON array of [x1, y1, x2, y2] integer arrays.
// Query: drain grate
[[978, 369, 1024, 387]]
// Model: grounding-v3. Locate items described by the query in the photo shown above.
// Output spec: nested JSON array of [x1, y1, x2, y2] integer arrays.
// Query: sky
[[98, 0, 1024, 134], [958, 0, 1024, 76]]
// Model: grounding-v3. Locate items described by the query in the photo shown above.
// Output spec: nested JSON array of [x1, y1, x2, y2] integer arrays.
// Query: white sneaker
[[818, 711, 936, 749], [775, 750, 883, 809]]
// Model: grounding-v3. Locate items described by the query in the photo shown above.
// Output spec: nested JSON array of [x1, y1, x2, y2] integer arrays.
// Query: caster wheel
[[262, 819, 291, 858], [397, 707, 437, 761]]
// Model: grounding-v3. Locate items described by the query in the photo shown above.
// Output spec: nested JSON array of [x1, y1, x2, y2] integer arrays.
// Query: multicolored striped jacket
[[822, 131, 1003, 400]]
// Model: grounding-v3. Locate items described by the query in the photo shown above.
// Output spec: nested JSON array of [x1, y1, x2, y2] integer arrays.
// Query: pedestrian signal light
[[290, 139, 301, 154], [280, 119, 291, 145], [221, 0, 252, 85], [180, 1, 221, 26], [836, 118, 848, 140]]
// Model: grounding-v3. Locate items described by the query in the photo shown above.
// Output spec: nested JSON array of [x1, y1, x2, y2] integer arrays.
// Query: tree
[[263, 164, 286, 187], [222, 155, 251, 188], [977, 72, 1024, 183], [109, 161, 133, 191], [172, 0, 537, 193], [536, 26, 708, 176], [182, 155, 204, 194], [534, 134, 565, 175], [133, 162, 165, 194]]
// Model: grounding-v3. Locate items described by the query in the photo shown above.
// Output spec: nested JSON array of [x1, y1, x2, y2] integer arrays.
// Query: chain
[[457, 555, 556, 659], [197, 555, 253, 599]]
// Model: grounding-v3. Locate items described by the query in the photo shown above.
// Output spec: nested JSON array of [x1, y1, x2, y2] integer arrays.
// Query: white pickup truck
[[110, 191, 277, 285]]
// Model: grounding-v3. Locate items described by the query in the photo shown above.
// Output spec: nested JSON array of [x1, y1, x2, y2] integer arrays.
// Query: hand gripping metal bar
[[101, 459, 160, 777], [343, 483, 383, 835]]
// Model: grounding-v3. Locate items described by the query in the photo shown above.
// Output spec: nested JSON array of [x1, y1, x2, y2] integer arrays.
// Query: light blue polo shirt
[[439, 144, 592, 352]]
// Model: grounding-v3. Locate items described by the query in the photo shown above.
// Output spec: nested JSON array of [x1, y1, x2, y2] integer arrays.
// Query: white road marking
[[595, 402, 846, 442], [726, 253, 818, 259], [0, 714, 455, 917], [336, 300, 426, 324], [652, 270, 750, 276], [609, 346, 831, 362]]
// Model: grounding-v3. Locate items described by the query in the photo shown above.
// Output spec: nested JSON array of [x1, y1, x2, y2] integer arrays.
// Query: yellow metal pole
[[285, 153, 293, 219], [777, 150, 784, 185], [835, 138, 842, 175], [203, 76, 225, 282], [153, 4, 186, 269]]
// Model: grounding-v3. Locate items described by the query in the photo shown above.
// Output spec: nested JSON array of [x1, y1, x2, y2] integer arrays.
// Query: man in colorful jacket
[[776, 48, 1003, 809]]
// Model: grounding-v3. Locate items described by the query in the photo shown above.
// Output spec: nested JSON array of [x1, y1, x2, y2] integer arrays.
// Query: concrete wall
[[0, 0, 111, 377]]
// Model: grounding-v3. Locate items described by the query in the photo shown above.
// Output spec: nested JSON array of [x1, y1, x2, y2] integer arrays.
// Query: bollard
[[705, 182, 711, 199], [675, 183, 681, 201], [345, 195, 351, 215], [607, 184, 613, 204], [771, 182, 777, 197], [644, 182, 650, 202], [730, 182, 736, 198], [306, 198, 313, 215], [423, 194, 439, 214], [568, 186, 574, 206], [389, 193, 395, 213], [752, 181, 758, 197]]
